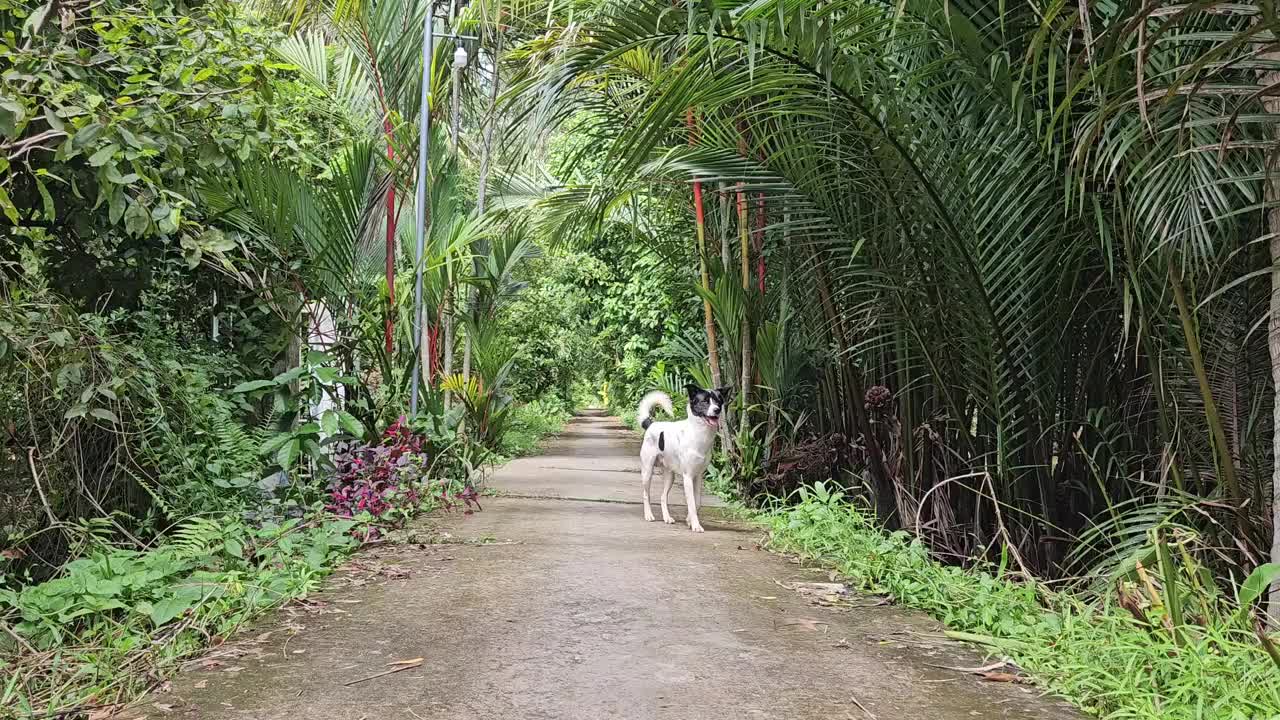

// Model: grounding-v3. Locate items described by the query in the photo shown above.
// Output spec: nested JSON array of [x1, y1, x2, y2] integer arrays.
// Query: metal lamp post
[[408, 3, 477, 417]]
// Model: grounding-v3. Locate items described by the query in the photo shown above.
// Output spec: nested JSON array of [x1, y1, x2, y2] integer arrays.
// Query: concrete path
[[154, 411, 1081, 719]]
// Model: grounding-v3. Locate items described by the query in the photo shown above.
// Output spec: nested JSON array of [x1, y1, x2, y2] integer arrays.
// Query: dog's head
[[685, 384, 734, 428]]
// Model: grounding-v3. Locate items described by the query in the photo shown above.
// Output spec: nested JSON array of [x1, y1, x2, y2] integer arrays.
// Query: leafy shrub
[[0, 515, 357, 713], [0, 282, 271, 579], [498, 397, 572, 458], [327, 417, 477, 538]]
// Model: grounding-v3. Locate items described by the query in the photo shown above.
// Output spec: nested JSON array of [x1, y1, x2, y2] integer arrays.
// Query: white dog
[[635, 384, 732, 532]]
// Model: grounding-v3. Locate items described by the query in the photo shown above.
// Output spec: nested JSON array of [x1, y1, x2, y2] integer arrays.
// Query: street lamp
[[408, 5, 478, 416]]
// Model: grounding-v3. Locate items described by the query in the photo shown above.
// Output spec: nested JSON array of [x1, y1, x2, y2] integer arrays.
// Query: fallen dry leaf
[[343, 657, 425, 686], [387, 657, 424, 667], [193, 680, 208, 689], [152, 702, 176, 713], [776, 580, 849, 597], [198, 659, 225, 670], [223, 666, 245, 673]]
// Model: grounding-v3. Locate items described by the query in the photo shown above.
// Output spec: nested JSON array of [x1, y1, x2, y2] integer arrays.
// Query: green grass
[[0, 487, 463, 716], [497, 398, 573, 459], [759, 483, 1280, 720]]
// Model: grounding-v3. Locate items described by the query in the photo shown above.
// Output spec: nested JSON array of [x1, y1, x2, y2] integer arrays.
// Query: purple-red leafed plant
[[326, 416, 477, 539]]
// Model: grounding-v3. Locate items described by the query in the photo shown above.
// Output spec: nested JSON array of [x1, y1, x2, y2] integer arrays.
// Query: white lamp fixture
[[453, 45, 468, 69]]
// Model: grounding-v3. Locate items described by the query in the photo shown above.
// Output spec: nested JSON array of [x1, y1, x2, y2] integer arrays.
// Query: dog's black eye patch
[[689, 391, 713, 417]]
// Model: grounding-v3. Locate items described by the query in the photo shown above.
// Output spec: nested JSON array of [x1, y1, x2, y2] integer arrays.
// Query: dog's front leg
[[682, 473, 704, 532], [660, 469, 676, 524]]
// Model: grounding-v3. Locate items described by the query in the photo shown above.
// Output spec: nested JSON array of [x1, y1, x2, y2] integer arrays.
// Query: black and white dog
[[635, 384, 732, 532]]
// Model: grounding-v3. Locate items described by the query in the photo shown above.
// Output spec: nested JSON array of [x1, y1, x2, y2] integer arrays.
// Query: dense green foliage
[[501, 0, 1280, 591], [492, 0, 1280, 716], [0, 0, 571, 714], [3, 517, 359, 713], [6, 0, 1280, 716], [765, 484, 1280, 719]]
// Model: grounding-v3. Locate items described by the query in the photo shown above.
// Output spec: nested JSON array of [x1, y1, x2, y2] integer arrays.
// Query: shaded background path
[[152, 412, 1080, 719]]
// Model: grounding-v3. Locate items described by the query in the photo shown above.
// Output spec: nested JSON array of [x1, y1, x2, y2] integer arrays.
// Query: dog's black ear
[[715, 386, 735, 403], [684, 383, 702, 398]]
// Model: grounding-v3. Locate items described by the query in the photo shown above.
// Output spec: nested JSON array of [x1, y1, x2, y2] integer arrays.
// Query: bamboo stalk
[[1167, 257, 1247, 535], [736, 124, 753, 416]]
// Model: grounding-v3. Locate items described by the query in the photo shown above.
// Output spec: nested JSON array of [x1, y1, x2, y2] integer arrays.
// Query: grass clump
[[761, 482, 1280, 720], [497, 398, 573, 459]]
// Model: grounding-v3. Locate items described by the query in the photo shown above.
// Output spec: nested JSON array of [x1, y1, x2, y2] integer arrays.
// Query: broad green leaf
[[89, 408, 120, 424], [117, 125, 142, 148], [1240, 563, 1280, 608], [276, 438, 300, 469], [295, 422, 320, 436], [22, 2, 52, 38], [0, 98, 24, 139], [0, 186, 19, 224], [231, 378, 275, 393], [147, 595, 194, 626], [71, 122, 104, 150], [108, 186, 126, 223], [272, 366, 307, 385], [320, 410, 339, 436], [259, 432, 292, 455], [88, 143, 119, 167], [123, 200, 149, 236], [33, 175, 55, 221], [337, 411, 364, 438]]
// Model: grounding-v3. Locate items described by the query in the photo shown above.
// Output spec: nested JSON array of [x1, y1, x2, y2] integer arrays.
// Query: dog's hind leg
[[640, 446, 657, 522], [682, 472, 704, 532], [660, 467, 676, 524]]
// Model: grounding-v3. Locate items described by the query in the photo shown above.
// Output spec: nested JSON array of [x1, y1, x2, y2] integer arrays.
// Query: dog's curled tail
[[637, 390, 673, 431]]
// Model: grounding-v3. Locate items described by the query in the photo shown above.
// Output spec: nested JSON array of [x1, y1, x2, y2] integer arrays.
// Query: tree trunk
[[463, 32, 503, 388], [1168, 258, 1246, 530], [735, 135, 753, 431], [442, 45, 464, 409], [1269, 195, 1280, 624], [1262, 61, 1280, 624], [687, 109, 721, 389], [717, 181, 734, 450], [442, 285, 454, 398]]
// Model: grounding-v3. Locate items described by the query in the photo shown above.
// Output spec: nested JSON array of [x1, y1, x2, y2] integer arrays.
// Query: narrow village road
[[155, 412, 1080, 719]]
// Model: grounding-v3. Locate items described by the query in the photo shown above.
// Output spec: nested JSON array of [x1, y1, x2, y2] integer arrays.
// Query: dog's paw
[[690, 524, 705, 533], [644, 510, 655, 522], [663, 515, 675, 524]]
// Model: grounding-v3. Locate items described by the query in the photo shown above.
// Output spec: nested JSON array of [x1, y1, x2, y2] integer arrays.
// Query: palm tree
[[500, 0, 1279, 584]]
